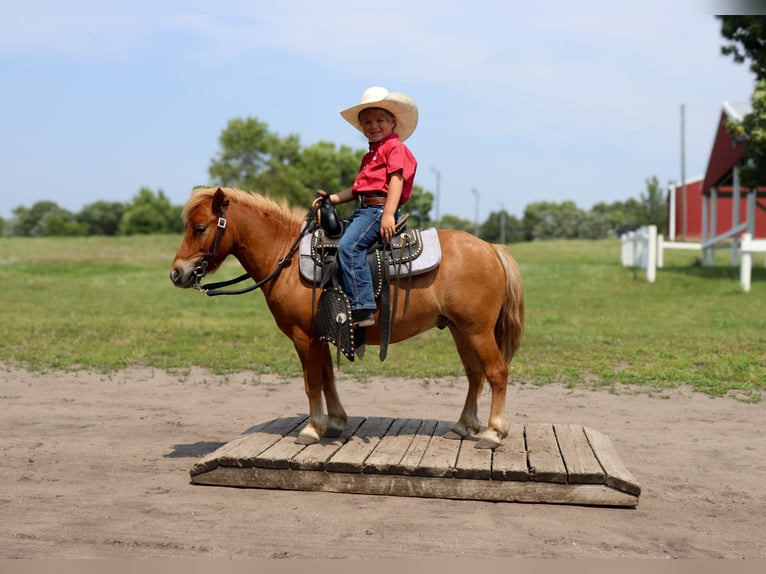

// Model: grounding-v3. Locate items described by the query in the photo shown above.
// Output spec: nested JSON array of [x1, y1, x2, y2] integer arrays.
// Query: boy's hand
[[312, 189, 329, 209], [380, 213, 396, 241]]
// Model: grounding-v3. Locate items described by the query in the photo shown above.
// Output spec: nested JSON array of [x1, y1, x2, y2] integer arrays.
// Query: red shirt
[[352, 133, 417, 204]]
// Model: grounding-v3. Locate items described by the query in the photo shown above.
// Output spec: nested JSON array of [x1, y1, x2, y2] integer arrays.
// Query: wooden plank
[[554, 424, 605, 484], [398, 419, 438, 475], [363, 418, 422, 475], [217, 414, 308, 468], [454, 437, 493, 480], [192, 466, 639, 507], [290, 417, 365, 470], [583, 427, 642, 496], [190, 414, 306, 475], [417, 420, 461, 477], [251, 422, 309, 469], [491, 423, 529, 481], [325, 417, 394, 473], [525, 423, 567, 483]]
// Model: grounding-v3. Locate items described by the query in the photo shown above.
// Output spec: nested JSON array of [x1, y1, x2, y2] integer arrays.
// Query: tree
[[718, 16, 766, 80], [208, 117, 306, 204], [438, 214, 474, 233], [400, 184, 434, 229], [576, 210, 612, 239], [292, 141, 364, 208], [76, 201, 126, 236], [640, 176, 668, 234], [40, 209, 88, 237], [522, 200, 586, 241], [725, 79, 766, 188], [5, 201, 62, 236], [718, 16, 766, 188], [480, 210, 523, 243], [119, 187, 182, 235]]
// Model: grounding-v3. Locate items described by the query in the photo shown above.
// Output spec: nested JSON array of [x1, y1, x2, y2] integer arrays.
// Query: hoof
[[296, 427, 320, 445], [326, 415, 347, 438], [475, 429, 502, 449], [444, 421, 470, 440]]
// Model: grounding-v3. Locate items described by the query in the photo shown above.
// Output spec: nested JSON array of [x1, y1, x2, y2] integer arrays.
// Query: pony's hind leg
[[449, 327, 509, 449], [445, 327, 486, 440], [476, 338, 509, 449]]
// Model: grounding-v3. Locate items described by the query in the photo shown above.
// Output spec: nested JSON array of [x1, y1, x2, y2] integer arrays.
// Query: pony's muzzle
[[170, 263, 196, 288]]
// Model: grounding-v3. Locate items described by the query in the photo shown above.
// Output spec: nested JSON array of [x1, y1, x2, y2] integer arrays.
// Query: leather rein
[[193, 198, 316, 297]]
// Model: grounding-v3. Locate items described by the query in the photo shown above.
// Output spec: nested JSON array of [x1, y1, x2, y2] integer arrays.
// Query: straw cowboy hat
[[340, 86, 419, 142]]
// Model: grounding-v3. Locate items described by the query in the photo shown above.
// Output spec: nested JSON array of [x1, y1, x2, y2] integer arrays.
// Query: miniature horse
[[170, 187, 524, 448]]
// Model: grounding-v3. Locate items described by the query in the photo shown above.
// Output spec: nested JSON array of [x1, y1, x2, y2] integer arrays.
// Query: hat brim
[[340, 93, 419, 142]]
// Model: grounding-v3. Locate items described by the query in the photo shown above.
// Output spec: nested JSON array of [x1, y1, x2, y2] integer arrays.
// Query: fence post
[[741, 233, 753, 293], [646, 225, 657, 283]]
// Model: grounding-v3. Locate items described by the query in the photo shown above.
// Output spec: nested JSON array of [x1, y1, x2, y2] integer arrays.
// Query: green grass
[[1, 235, 764, 400]]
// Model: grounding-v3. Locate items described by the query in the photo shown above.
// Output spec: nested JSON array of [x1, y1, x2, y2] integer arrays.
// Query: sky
[[0, 0, 758, 224]]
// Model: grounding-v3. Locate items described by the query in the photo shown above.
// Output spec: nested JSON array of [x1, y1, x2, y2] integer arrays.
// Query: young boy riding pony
[[312, 86, 418, 328]]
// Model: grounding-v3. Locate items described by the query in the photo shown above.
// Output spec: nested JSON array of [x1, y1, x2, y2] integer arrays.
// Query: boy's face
[[358, 108, 396, 143]]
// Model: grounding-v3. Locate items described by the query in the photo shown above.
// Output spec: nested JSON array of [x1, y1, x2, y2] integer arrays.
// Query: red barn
[[668, 102, 766, 241]]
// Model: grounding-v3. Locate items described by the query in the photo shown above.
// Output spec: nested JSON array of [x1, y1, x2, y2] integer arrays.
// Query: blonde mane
[[183, 187, 307, 227]]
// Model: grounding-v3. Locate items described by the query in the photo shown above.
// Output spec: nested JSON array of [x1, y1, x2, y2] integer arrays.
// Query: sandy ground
[[1, 365, 764, 559]]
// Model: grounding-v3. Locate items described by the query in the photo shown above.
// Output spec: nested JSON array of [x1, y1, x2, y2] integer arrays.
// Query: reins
[[193, 200, 316, 297]]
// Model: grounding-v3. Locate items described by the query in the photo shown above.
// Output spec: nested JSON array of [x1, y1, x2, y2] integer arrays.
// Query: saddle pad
[[299, 227, 441, 283]]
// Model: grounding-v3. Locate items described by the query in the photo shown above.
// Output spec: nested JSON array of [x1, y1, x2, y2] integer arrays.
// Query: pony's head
[[170, 187, 233, 289]]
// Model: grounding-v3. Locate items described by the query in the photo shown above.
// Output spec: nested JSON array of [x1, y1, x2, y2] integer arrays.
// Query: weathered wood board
[[190, 416, 641, 507]]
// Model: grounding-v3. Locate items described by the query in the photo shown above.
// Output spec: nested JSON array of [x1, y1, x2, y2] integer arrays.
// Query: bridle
[[192, 197, 316, 297], [192, 198, 230, 290]]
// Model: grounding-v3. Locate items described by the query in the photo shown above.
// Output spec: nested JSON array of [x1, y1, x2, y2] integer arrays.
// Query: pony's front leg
[[293, 333, 346, 444], [316, 338, 347, 437]]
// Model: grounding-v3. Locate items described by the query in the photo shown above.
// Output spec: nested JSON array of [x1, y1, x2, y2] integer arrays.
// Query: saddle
[[299, 225, 441, 362]]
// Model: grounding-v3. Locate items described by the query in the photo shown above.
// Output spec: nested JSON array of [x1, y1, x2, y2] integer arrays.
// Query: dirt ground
[[1, 365, 764, 559]]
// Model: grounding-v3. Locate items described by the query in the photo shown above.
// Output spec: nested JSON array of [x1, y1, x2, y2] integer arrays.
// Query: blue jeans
[[338, 206, 389, 311]]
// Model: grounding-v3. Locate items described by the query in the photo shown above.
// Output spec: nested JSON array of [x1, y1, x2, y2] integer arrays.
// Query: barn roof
[[702, 101, 752, 194]]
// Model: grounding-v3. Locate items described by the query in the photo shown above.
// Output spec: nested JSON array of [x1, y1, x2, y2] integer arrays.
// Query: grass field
[[1, 234, 764, 400]]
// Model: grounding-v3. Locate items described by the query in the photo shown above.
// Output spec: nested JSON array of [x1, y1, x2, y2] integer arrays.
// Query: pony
[[170, 187, 524, 448]]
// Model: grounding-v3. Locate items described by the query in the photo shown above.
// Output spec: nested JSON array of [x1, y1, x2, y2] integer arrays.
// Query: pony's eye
[[194, 225, 207, 236]]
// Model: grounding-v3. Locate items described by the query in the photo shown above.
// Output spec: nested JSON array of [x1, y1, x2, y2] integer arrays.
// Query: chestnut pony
[[170, 187, 524, 448]]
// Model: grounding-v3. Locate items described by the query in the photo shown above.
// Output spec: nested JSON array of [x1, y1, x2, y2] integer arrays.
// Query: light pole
[[430, 166, 441, 228], [472, 188, 479, 236]]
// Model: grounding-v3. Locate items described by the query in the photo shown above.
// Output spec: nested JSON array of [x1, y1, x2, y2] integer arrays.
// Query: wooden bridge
[[190, 415, 641, 507]]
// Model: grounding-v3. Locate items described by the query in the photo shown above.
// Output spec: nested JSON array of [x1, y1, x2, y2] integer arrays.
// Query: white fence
[[740, 233, 766, 292], [620, 225, 657, 282], [656, 236, 701, 269], [622, 228, 765, 292]]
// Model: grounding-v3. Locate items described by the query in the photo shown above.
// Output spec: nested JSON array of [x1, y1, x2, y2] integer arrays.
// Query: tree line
[[0, 115, 667, 242]]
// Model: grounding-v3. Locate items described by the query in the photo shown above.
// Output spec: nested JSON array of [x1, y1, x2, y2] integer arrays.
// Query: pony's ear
[[212, 187, 226, 216]]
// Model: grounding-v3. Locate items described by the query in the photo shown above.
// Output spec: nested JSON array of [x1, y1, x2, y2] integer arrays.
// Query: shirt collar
[[369, 132, 400, 151]]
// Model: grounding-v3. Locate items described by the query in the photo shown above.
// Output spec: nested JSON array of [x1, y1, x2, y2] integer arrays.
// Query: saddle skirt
[[299, 227, 442, 284]]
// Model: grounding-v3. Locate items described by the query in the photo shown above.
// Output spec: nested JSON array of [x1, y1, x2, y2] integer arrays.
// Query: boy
[[314, 87, 418, 327]]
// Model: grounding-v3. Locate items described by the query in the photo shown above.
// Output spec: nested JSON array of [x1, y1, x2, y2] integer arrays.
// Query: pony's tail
[[492, 244, 525, 363]]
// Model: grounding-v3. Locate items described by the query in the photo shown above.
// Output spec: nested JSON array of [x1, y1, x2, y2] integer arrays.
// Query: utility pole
[[681, 103, 687, 240], [430, 166, 441, 228]]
